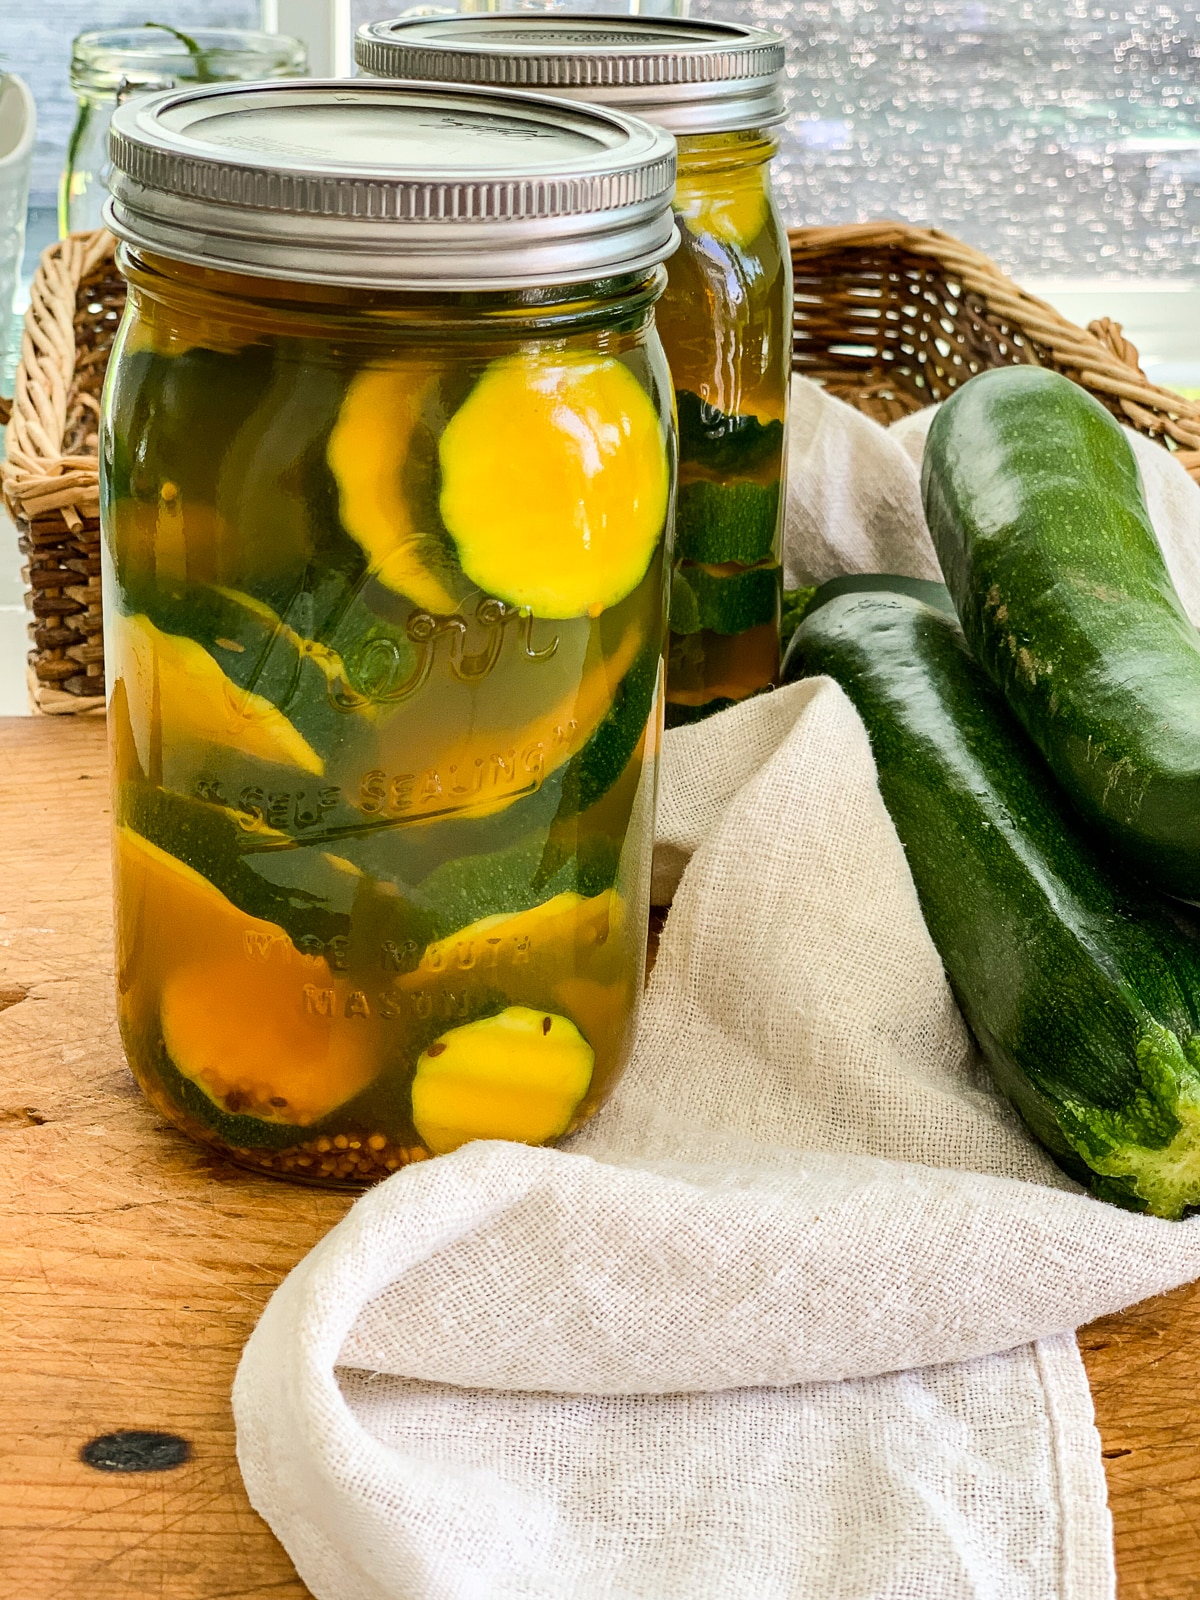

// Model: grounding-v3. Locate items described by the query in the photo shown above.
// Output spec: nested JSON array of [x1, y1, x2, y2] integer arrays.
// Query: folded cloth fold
[[235, 382, 1200, 1600]]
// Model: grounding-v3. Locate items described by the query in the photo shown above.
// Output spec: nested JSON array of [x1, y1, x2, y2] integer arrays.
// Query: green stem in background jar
[[142, 22, 218, 81]]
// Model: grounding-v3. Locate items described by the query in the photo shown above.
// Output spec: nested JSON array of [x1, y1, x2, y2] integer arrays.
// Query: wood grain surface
[[1, 716, 1198, 1598]]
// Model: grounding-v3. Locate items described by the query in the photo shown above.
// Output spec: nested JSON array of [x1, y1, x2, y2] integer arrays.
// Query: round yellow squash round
[[411, 1005, 595, 1155], [438, 353, 669, 619]]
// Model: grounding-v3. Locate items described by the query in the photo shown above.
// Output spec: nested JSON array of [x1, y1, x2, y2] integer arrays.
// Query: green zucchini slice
[[674, 479, 781, 566], [670, 562, 781, 637]]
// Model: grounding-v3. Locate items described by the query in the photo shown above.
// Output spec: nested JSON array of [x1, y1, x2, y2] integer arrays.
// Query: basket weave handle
[[3, 229, 114, 513]]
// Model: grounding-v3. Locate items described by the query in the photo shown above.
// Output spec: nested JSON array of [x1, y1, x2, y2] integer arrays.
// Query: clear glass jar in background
[[61, 27, 306, 235], [101, 79, 676, 1185], [656, 121, 790, 725], [357, 15, 791, 726], [351, 0, 688, 27]]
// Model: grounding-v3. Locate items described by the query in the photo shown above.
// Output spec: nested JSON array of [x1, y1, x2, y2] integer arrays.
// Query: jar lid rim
[[355, 14, 787, 134], [105, 78, 679, 291]]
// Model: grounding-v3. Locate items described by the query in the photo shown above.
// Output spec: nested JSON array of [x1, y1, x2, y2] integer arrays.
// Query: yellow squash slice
[[411, 1006, 595, 1155], [438, 352, 669, 619], [327, 362, 463, 614], [108, 495, 234, 591], [675, 165, 769, 250], [369, 621, 642, 824], [114, 611, 322, 775], [400, 889, 622, 985], [117, 828, 379, 1125]]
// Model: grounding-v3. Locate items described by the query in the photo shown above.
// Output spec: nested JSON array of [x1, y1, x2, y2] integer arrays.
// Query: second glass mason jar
[[61, 27, 307, 235], [357, 15, 791, 725], [101, 80, 677, 1184]]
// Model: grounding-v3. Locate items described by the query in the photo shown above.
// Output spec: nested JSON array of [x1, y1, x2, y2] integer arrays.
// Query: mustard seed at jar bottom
[[357, 16, 792, 726], [100, 80, 678, 1184]]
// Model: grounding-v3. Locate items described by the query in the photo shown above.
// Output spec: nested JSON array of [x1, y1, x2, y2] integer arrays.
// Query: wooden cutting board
[[1, 715, 1197, 1599]]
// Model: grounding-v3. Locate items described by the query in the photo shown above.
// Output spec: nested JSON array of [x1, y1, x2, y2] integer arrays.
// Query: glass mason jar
[[101, 81, 677, 1185], [358, 16, 791, 726], [61, 27, 306, 235]]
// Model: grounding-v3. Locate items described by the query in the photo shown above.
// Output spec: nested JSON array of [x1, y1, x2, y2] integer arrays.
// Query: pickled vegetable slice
[[555, 634, 660, 820], [121, 575, 432, 767], [415, 833, 621, 937], [674, 479, 781, 566], [669, 563, 781, 637], [104, 343, 275, 517], [113, 612, 323, 775], [392, 892, 622, 1102], [118, 828, 379, 1125], [160, 956, 379, 1127], [328, 362, 467, 614], [118, 781, 349, 949], [401, 889, 621, 986], [364, 617, 644, 825], [438, 353, 669, 619], [106, 496, 232, 593], [665, 620, 781, 715], [675, 391, 785, 476], [105, 344, 345, 590], [674, 165, 768, 250], [127, 581, 353, 749], [411, 1006, 595, 1155]]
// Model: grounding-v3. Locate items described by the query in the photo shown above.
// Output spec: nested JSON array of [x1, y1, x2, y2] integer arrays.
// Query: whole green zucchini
[[922, 365, 1200, 897], [783, 578, 1200, 1217], [781, 575, 953, 656]]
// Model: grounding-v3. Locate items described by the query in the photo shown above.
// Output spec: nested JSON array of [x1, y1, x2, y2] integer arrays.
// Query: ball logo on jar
[[331, 597, 559, 710]]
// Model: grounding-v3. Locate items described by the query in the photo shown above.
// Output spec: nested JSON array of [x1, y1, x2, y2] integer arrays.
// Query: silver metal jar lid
[[356, 15, 787, 137], [104, 78, 677, 290]]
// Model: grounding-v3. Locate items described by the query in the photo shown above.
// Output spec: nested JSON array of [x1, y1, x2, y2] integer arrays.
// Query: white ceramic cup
[[0, 73, 36, 385]]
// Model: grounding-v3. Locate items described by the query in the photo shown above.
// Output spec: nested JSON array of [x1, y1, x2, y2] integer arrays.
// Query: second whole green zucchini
[[783, 578, 1200, 1218], [922, 365, 1200, 898]]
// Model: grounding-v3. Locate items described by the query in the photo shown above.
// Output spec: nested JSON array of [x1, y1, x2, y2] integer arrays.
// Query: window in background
[[691, 0, 1200, 378], [687, 0, 1200, 284]]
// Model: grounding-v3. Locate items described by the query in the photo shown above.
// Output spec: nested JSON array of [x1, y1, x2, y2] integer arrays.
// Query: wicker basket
[[1, 229, 121, 714], [4, 220, 1200, 716], [790, 221, 1200, 481]]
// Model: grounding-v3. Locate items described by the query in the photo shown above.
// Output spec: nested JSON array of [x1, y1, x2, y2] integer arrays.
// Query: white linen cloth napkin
[[234, 379, 1200, 1600]]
